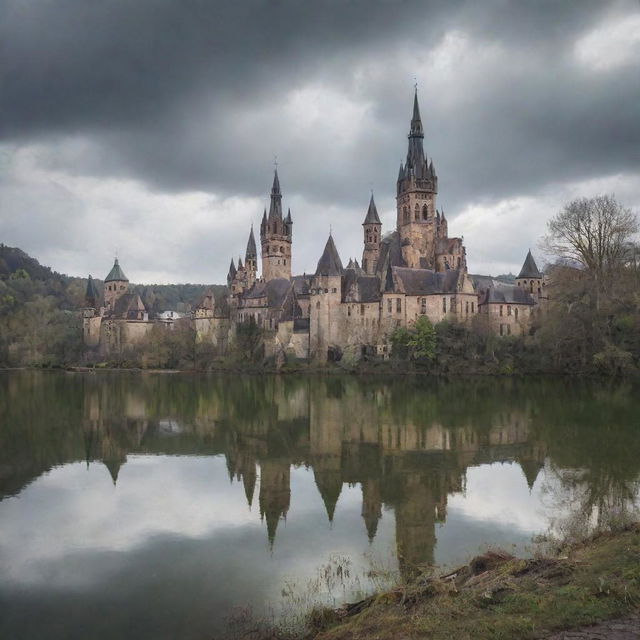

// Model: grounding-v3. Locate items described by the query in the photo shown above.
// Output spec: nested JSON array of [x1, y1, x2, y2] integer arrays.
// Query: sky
[[1, 0, 639, 284]]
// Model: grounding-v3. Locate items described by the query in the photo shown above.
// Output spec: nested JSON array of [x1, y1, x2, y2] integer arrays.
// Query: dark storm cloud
[[3, 0, 638, 204], [1, 0, 639, 281]]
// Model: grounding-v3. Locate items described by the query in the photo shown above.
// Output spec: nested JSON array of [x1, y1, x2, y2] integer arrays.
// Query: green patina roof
[[105, 258, 129, 283]]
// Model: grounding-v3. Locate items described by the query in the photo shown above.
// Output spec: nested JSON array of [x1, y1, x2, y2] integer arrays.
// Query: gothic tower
[[245, 226, 258, 288], [396, 90, 439, 268], [362, 193, 382, 275], [260, 169, 292, 281], [103, 258, 129, 311]]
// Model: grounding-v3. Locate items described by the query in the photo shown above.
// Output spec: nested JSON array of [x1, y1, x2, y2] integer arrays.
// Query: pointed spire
[[410, 87, 424, 137], [237, 256, 243, 270], [268, 169, 283, 220], [315, 233, 344, 276], [271, 168, 281, 195], [228, 258, 237, 279], [363, 193, 381, 225], [517, 249, 542, 279], [245, 226, 257, 261], [285, 208, 292, 224], [314, 468, 343, 523], [397, 161, 405, 182], [85, 275, 99, 306]]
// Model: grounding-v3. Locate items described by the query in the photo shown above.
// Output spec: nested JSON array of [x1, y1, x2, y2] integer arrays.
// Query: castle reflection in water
[[0, 372, 562, 580]]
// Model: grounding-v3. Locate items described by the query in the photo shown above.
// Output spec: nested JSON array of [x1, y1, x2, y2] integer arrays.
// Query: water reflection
[[0, 371, 639, 639]]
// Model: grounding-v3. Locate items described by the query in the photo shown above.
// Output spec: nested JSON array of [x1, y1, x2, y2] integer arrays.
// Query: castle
[[83, 91, 547, 360]]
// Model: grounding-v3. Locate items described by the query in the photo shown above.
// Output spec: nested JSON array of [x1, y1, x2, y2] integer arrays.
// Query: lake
[[0, 371, 639, 639]]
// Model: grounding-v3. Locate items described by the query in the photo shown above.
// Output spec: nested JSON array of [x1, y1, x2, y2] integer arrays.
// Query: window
[[507, 324, 511, 335], [507, 305, 512, 316], [331, 288, 337, 293], [442, 297, 447, 313], [387, 299, 392, 313], [500, 324, 504, 336], [361, 304, 365, 315], [421, 298, 427, 314], [500, 305, 503, 316], [415, 204, 420, 221], [422, 205, 428, 220], [348, 306, 351, 316], [396, 298, 402, 313], [403, 206, 409, 223], [283, 259, 286, 265], [515, 307, 519, 320], [471, 302, 475, 313], [465, 301, 469, 314]]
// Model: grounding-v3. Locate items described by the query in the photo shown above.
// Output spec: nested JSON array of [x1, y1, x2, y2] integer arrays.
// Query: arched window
[[403, 206, 409, 223], [515, 307, 519, 321], [415, 204, 420, 221], [422, 205, 428, 220]]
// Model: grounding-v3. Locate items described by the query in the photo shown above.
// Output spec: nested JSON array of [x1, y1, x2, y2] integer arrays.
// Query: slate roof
[[342, 270, 381, 303], [291, 275, 311, 296], [85, 275, 99, 302], [376, 231, 405, 275], [363, 194, 381, 225], [517, 250, 542, 279], [315, 234, 343, 276], [243, 278, 292, 309], [106, 293, 147, 319], [391, 267, 461, 295], [105, 258, 128, 283], [245, 227, 257, 259], [478, 282, 535, 306]]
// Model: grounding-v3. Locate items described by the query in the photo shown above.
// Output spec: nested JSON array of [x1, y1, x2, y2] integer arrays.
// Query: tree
[[408, 316, 436, 361], [544, 195, 638, 310]]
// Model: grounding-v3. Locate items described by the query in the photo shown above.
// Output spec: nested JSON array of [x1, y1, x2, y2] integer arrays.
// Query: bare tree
[[543, 195, 638, 308]]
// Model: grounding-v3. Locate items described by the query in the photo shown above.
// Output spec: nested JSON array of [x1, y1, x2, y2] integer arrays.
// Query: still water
[[0, 371, 639, 639]]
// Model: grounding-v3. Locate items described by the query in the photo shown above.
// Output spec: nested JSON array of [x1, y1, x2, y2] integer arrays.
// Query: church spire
[[245, 226, 257, 261], [268, 169, 283, 219], [410, 87, 424, 137]]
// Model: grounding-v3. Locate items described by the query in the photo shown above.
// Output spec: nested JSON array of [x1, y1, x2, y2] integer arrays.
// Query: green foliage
[[407, 316, 436, 360], [235, 317, 265, 363]]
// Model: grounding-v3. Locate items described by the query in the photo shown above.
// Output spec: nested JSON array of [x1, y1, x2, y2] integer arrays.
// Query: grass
[[304, 526, 640, 640]]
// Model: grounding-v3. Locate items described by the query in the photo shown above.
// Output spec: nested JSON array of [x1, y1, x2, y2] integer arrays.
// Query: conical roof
[[245, 227, 257, 260], [315, 234, 343, 276], [517, 250, 542, 279], [104, 258, 128, 283], [363, 194, 381, 225], [85, 275, 99, 303]]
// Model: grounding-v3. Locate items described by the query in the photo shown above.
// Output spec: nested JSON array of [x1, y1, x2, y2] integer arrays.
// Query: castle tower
[[516, 250, 545, 300], [245, 226, 258, 288], [260, 170, 292, 281], [258, 458, 291, 546], [396, 90, 439, 268], [103, 258, 129, 311], [309, 233, 344, 362], [362, 194, 382, 275]]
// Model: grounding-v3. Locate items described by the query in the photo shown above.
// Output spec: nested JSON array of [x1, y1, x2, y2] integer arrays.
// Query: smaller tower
[[227, 258, 237, 288], [245, 226, 258, 288], [362, 193, 382, 275], [84, 275, 100, 309], [516, 250, 545, 300], [260, 169, 292, 281], [103, 258, 129, 311]]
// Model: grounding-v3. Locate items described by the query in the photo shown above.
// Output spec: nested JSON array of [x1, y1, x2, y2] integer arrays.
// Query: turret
[[260, 169, 292, 281], [103, 258, 129, 311], [84, 275, 100, 309], [227, 258, 237, 288], [245, 226, 258, 288], [516, 250, 545, 300], [362, 193, 382, 275]]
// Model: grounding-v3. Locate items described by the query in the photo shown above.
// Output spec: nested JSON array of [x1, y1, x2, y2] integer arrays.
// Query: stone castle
[[83, 91, 547, 360]]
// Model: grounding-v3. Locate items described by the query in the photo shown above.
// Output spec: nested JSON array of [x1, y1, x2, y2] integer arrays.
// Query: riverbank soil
[[309, 526, 640, 640]]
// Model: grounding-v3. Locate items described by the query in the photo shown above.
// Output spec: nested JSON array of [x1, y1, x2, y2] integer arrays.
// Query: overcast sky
[[1, 0, 639, 284]]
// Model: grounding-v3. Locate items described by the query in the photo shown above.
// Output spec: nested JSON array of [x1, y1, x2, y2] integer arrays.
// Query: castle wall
[[194, 315, 231, 353], [83, 313, 102, 347], [481, 302, 532, 336]]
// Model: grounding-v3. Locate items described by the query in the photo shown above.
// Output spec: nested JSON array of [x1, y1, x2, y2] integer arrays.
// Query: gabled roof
[[517, 250, 542, 279], [342, 271, 381, 303], [105, 258, 128, 283], [106, 293, 147, 318], [363, 194, 381, 225], [391, 267, 461, 295], [315, 234, 343, 276]]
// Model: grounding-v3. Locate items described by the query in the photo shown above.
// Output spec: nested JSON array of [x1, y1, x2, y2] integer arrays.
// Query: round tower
[[103, 258, 129, 311], [362, 193, 382, 275]]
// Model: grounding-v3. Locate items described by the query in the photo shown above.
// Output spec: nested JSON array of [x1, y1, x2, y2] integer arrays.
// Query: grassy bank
[[253, 526, 640, 640]]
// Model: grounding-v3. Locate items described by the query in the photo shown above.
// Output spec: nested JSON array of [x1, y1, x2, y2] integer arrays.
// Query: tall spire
[[268, 169, 283, 219], [363, 193, 381, 225], [245, 226, 257, 260], [410, 87, 423, 137]]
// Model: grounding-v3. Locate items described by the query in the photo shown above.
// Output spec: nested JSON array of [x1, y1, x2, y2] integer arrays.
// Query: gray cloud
[[1, 0, 639, 282]]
